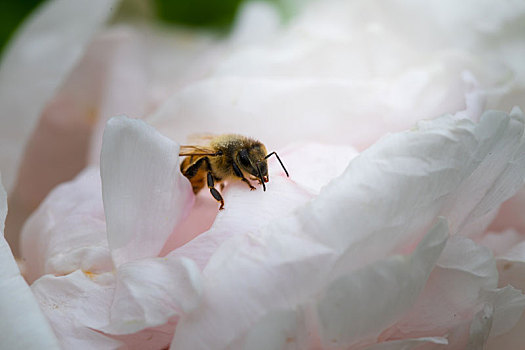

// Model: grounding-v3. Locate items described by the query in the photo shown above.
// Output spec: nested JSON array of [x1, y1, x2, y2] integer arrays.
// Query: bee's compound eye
[[239, 149, 251, 166]]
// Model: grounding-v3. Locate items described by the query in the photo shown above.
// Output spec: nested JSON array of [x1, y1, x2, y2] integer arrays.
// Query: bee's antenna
[[264, 152, 289, 177], [256, 164, 266, 191]]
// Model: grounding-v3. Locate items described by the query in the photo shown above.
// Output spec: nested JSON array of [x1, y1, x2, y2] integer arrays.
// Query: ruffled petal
[[384, 237, 525, 347], [466, 286, 525, 349], [21, 167, 112, 283], [0, 176, 60, 349], [483, 286, 525, 337], [297, 110, 525, 270], [479, 229, 525, 293], [100, 116, 193, 266], [387, 236, 498, 337], [316, 220, 448, 348], [171, 229, 336, 350], [31, 270, 122, 349], [102, 257, 202, 334]]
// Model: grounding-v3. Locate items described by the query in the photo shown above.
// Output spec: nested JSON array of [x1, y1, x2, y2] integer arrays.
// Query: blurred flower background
[[1, 0, 525, 349]]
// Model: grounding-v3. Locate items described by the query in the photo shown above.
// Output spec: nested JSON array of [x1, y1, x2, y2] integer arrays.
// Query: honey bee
[[179, 134, 289, 210]]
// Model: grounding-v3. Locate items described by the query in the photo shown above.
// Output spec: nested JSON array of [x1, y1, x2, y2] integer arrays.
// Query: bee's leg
[[232, 162, 256, 191], [182, 157, 206, 179], [207, 171, 225, 210]]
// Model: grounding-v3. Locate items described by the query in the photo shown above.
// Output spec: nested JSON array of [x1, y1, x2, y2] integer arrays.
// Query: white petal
[[147, 75, 471, 152], [436, 236, 498, 288], [316, 219, 448, 347], [0, 0, 118, 191], [0, 175, 60, 349], [276, 142, 359, 194], [482, 286, 525, 337], [100, 116, 193, 266], [171, 230, 336, 350], [442, 109, 525, 237], [102, 257, 202, 334], [237, 309, 299, 350], [364, 337, 448, 350], [465, 305, 493, 350], [297, 110, 525, 271], [21, 167, 113, 283], [32, 270, 122, 349]]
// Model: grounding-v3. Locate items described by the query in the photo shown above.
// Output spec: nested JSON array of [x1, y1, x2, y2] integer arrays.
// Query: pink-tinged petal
[[110, 317, 178, 350], [6, 27, 147, 257], [160, 194, 219, 256], [497, 243, 525, 290], [21, 167, 113, 283], [0, 176, 60, 349], [102, 257, 202, 334], [86, 28, 148, 165], [486, 310, 525, 350], [387, 236, 497, 338], [316, 219, 448, 348], [488, 186, 525, 234], [31, 270, 122, 349], [480, 229, 525, 291], [167, 175, 312, 268], [478, 229, 522, 257], [101, 116, 193, 266], [383, 237, 525, 347], [0, 0, 118, 192]]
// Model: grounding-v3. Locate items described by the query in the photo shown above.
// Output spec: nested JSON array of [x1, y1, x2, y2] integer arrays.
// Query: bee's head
[[236, 143, 269, 183]]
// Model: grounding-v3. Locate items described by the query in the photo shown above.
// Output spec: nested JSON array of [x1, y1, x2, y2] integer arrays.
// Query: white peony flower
[[1, 0, 525, 349]]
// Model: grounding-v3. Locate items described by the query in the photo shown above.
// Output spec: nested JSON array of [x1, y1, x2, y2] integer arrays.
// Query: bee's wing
[[186, 133, 217, 145], [179, 145, 218, 156]]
